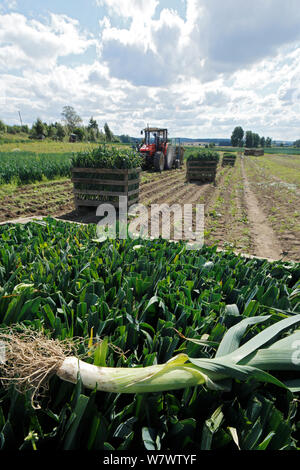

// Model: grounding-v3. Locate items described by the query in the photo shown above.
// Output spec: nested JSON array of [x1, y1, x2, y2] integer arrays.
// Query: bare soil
[[244, 157, 300, 261], [0, 157, 299, 261], [241, 158, 283, 259]]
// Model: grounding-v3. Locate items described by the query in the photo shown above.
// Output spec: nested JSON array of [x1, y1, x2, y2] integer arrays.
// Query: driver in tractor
[[139, 127, 184, 172]]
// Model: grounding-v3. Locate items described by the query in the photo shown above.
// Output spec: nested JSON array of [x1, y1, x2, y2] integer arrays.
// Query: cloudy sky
[[1, 0, 300, 140]]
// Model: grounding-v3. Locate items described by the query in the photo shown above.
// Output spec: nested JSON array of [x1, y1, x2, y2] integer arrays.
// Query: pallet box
[[72, 167, 141, 210], [222, 153, 237, 166], [244, 149, 264, 156], [186, 152, 219, 183]]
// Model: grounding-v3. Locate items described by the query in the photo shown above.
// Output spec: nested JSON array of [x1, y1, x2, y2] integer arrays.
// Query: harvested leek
[[1, 314, 300, 409]]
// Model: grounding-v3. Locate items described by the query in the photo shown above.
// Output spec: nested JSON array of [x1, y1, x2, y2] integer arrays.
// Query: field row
[[1, 154, 299, 261]]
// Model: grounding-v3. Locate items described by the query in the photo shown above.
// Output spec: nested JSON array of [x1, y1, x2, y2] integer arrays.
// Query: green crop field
[[0, 151, 72, 185], [0, 142, 132, 186], [0, 218, 299, 450], [0, 137, 130, 153]]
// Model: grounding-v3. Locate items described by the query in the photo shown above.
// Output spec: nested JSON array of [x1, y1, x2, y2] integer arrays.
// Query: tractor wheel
[[154, 152, 165, 172], [164, 145, 175, 170]]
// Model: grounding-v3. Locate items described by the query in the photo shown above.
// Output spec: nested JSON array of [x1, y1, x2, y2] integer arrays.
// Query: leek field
[[0, 218, 300, 450], [0, 151, 72, 185], [0, 143, 136, 185]]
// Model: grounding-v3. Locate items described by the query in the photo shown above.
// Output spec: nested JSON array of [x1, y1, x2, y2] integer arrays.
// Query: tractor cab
[[139, 127, 171, 172], [139, 126, 184, 172], [140, 128, 168, 156]]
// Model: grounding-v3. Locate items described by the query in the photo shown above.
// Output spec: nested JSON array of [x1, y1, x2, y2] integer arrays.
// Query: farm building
[[184, 142, 211, 147]]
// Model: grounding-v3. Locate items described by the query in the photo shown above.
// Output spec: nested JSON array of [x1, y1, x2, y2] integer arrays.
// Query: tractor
[[139, 127, 184, 172]]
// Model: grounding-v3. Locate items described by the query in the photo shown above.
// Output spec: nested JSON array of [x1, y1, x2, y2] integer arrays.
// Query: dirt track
[[241, 158, 283, 259]]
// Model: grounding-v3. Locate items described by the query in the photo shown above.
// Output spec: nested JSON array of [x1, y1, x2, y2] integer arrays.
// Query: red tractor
[[139, 127, 183, 171]]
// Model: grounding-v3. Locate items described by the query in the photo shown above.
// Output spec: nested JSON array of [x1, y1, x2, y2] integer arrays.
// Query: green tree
[[88, 128, 97, 142], [7, 125, 22, 134], [43, 122, 49, 137], [47, 124, 57, 139], [260, 136, 265, 148], [265, 137, 272, 147], [61, 106, 82, 132], [0, 119, 6, 133], [104, 122, 113, 142], [21, 125, 29, 133], [252, 133, 260, 148], [97, 129, 106, 142], [56, 123, 66, 141], [293, 139, 300, 148], [6, 125, 16, 134], [31, 118, 45, 137], [73, 127, 86, 142], [88, 117, 99, 131], [245, 131, 253, 148], [231, 126, 244, 147]]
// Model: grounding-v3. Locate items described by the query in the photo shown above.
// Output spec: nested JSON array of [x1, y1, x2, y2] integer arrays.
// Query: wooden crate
[[71, 167, 141, 209], [222, 155, 236, 166], [186, 160, 218, 183], [244, 149, 264, 156]]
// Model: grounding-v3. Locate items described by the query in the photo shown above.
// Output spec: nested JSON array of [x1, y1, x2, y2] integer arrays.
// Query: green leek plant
[[186, 150, 220, 162]]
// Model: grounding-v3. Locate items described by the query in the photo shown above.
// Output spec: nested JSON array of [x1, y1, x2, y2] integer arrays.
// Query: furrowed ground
[[243, 155, 300, 261], [0, 145, 299, 261]]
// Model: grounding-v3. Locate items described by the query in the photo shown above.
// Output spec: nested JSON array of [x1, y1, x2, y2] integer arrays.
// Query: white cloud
[[97, 0, 300, 86], [1, 2, 300, 140], [0, 13, 96, 70], [96, 0, 159, 21]]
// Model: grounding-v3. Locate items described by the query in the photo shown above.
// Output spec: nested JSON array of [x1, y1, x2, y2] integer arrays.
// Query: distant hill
[[174, 137, 229, 143], [175, 138, 231, 146], [273, 140, 294, 146], [127, 136, 295, 146], [128, 136, 232, 146]]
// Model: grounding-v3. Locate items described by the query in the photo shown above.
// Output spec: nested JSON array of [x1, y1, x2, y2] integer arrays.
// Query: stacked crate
[[222, 153, 236, 166], [72, 167, 141, 209], [186, 151, 219, 183]]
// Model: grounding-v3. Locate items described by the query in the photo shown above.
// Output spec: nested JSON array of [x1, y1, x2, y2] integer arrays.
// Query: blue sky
[[10, 0, 186, 33], [13, 0, 105, 34], [1, 0, 300, 139]]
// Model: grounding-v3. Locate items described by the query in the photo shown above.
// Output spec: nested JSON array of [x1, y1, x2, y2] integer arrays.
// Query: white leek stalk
[[57, 354, 206, 393]]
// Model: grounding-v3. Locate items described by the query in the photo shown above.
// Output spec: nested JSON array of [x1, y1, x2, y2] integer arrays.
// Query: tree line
[[231, 127, 272, 148], [0, 106, 133, 144]]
